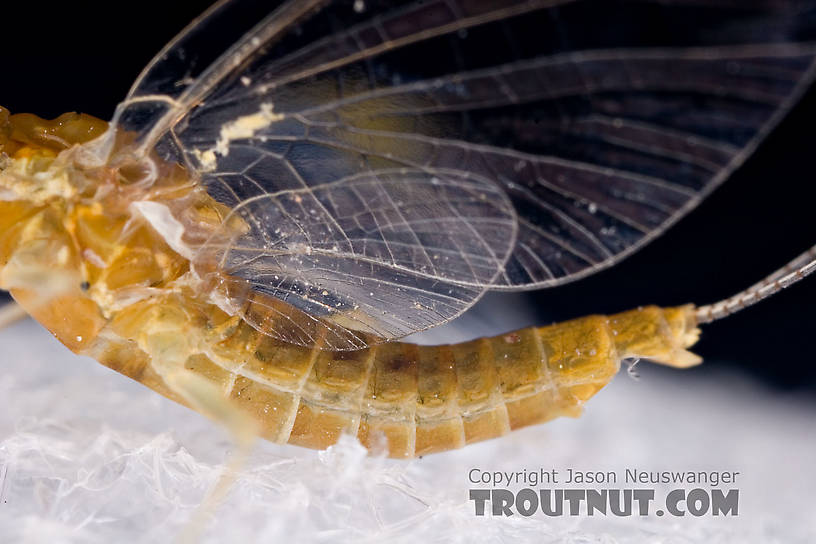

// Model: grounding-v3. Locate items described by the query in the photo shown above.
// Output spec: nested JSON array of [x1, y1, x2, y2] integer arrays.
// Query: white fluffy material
[[1, 317, 813, 543]]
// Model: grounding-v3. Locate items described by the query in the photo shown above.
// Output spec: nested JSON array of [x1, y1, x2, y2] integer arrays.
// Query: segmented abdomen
[[295, 305, 698, 457], [90, 295, 700, 458], [1, 201, 700, 458], [0, 118, 701, 458]]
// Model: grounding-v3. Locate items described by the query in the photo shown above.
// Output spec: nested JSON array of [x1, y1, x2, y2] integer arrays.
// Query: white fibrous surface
[[1, 315, 814, 543]]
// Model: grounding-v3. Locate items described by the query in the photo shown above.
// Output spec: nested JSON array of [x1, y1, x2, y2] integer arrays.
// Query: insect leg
[[138, 323, 259, 542], [0, 301, 27, 330], [1, 210, 105, 352], [161, 363, 257, 544]]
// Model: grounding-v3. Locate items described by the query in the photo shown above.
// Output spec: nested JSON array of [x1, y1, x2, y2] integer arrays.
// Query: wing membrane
[[194, 169, 516, 348], [107, 0, 816, 345]]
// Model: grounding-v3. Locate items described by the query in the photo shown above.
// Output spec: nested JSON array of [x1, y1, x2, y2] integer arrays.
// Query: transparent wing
[[194, 169, 516, 349], [107, 0, 816, 346]]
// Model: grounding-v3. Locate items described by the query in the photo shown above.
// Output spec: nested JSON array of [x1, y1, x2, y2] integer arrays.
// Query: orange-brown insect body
[[0, 110, 702, 457]]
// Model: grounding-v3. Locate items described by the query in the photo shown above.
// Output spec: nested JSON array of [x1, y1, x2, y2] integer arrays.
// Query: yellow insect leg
[[0, 301, 27, 330], [135, 307, 260, 543]]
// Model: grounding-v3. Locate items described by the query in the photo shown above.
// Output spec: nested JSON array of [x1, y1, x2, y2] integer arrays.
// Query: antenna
[[696, 244, 816, 324]]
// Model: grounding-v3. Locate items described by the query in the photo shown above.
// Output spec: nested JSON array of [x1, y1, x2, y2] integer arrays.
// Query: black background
[[1, 1, 814, 389]]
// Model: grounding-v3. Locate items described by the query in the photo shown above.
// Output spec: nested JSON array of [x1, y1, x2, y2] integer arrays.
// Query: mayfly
[[1, 0, 815, 459]]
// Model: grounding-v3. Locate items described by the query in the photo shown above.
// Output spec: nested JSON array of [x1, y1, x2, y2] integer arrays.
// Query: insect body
[[0, 110, 701, 457], [1, 1, 816, 458]]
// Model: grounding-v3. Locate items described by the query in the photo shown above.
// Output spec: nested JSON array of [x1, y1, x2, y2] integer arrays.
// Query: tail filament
[[696, 244, 816, 323]]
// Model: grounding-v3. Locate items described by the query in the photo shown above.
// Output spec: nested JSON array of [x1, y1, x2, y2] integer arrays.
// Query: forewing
[[109, 0, 816, 345]]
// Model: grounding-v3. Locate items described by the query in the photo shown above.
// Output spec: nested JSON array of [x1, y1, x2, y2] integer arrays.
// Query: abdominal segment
[[0, 113, 701, 457], [85, 289, 701, 458], [1, 197, 700, 457]]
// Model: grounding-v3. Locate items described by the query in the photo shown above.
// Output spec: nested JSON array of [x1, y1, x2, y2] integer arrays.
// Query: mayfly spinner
[[1, 0, 815, 458]]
